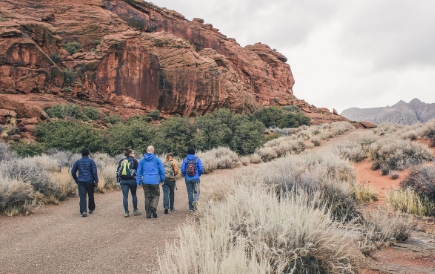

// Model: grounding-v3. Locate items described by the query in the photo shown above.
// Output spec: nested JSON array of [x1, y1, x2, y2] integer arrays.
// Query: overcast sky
[[154, 0, 434, 113]]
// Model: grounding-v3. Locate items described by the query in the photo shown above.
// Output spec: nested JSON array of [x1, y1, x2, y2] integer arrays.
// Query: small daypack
[[186, 158, 197, 176], [118, 158, 136, 180], [164, 161, 175, 180]]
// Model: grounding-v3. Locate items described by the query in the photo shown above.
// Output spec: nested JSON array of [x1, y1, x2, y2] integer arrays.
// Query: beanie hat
[[187, 147, 195, 155], [81, 147, 90, 156]]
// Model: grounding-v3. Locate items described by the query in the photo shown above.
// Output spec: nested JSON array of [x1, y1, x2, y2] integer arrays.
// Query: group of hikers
[[71, 146, 204, 217]]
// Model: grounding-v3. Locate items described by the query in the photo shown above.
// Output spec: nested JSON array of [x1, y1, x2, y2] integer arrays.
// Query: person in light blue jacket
[[181, 147, 204, 211], [136, 146, 165, 218]]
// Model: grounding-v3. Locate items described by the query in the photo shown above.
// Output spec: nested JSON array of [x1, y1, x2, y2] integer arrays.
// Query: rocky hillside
[[341, 98, 435, 125], [0, 0, 347, 136]]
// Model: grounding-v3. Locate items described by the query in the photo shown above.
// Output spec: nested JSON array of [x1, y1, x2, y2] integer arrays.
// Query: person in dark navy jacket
[[72, 147, 99, 217]]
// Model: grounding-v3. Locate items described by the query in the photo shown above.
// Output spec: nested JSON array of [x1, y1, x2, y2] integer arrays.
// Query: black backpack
[[118, 158, 136, 180], [186, 158, 197, 176]]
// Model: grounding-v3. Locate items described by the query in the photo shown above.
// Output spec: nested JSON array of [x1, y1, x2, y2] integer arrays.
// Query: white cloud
[[154, 0, 435, 112]]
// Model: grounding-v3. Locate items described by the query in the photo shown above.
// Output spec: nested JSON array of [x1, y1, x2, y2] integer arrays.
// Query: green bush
[[45, 104, 84, 120], [35, 120, 103, 153], [148, 110, 160, 120], [126, 18, 145, 30], [104, 117, 156, 156], [83, 106, 100, 120], [49, 53, 61, 64], [104, 114, 121, 124], [11, 141, 46, 157], [62, 41, 82, 55], [64, 68, 77, 85], [253, 106, 283, 127], [279, 112, 311, 128]]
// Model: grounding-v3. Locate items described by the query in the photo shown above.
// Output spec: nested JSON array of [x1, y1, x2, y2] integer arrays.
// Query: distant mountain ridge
[[341, 99, 435, 125]]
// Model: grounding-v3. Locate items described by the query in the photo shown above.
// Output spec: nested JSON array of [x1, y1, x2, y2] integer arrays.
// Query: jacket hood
[[186, 154, 197, 160], [144, 153, 155, 161]]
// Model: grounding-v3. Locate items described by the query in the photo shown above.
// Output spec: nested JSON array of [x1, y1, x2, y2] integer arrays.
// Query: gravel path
[[0, 129, 389, 274]]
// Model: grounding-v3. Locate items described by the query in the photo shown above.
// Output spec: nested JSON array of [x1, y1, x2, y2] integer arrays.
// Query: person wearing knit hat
[[181, 147, 204, 211]]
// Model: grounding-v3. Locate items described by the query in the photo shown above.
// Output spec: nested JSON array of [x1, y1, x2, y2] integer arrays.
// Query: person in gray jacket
[[72, 147, 99, 217]]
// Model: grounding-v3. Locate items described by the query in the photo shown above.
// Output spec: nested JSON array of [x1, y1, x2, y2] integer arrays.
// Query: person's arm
[[181, 159, 186, 176], [92, 160, 99, 186], [136, 160, 142, 186], [116, 159, 122, 184], [71, 161, 78, 182], [158, 159, 165, 183], [197, 158, 204, 176], [172, 161, 179, 176]]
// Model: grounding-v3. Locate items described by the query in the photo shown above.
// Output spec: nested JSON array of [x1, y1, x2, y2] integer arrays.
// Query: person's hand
[[94, 182, 98, 188], [137, 184, 142, 189]]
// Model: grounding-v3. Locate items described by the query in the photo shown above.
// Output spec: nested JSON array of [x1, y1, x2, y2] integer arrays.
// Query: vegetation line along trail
[[0, 129, 369, 274]]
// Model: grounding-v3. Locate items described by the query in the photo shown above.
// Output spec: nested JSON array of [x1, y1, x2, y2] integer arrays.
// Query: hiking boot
[[192, 201, 197, 211], [89, 210, 94, 214], [170, 208, 175, 211], [164, 209, 169, 214], [81, 212, 87, 217], [146, 216, 151, 219], [151, 206, 158, 218], [133, 209, 141, 216], [124, 212, 129, 217]]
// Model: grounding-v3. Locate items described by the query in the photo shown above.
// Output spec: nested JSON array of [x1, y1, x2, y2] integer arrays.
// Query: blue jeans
[[120, 179, 138, 213], [162, 180, 175, 210], [77, 182, 95, 214], [185, 179, 200, 211]]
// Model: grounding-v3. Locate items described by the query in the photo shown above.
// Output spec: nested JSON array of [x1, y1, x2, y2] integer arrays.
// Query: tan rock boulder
[[360, 121, 377, 128]]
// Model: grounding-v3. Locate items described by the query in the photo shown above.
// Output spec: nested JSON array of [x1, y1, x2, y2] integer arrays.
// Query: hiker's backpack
[[164, 161, 175, 180], [118, 158, 136, 180], [186, 158, 197, 176]]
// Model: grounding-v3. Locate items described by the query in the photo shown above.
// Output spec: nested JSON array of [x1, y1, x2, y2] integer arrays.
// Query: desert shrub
[[0, 142, 13, 161], [35, 120, 103, 153], [361, 207, 414, 245], [389, 171, 400, 179], [83, 106, 100, 120], [421, 118, 435, 146], [63, 68, 77, 85], [11, 141, 46, 157], [47, 150, 79, 168], [49, 53, 61, 64], [148, 110, 160, 120], [240, 156, 250, 166], [369, 138, 434, 172], [45, 104, 85, 120], [196, 147, 239, 173], [278, 111, 311, 128], [0, 176, 35, 215], [46, 168, 77, 203], [250, 153, 262, 164], [104, 114, 121, 124], [386, 187, 435, 216], [253, 106, 311, 128], [229, 115, 265, 155], [158, 184, 357, 274], [282, 105, 300, 112], [332, 141, 366, 162], [255, 147, 278, 162], [310, 136, 321, 146], [62, 41, 82, 55], [400, 164, 435, 200], [96, 163, 118, 192]]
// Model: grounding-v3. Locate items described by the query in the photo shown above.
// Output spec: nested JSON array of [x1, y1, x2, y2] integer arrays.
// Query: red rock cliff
[[0, 0, 345, 123]]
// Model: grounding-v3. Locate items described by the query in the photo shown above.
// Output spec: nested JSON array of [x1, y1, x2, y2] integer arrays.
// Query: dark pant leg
[[128, 181, 138, 210], [168, 181, 175, 210], [150, 184, 160, 210], [143, 184, 152, 217], [162, 182, 169, 209], [85, 183, 95, 211], [121, 182, 130, 212], [77, 182, 87, 214]]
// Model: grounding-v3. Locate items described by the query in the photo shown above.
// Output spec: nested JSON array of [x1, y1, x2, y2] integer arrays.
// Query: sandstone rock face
[[0, 0, 344, 125]]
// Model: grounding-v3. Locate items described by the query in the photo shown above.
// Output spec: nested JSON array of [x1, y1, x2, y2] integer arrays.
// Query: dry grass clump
[[389, 171, 400, 179], [240, 156, 250, 166], [421, 118, 435, 146], [97, 163, 118, 192], [159, 184, 358, 274], [385, 187, 435, 216], [310, 136, 321, 146], [369, 138, 434, 174], [0, 176, 35, 216], [196, 147, 239, 173], [0, 142, 14, 161], [354, 184, 378, 203], [358, 207, 414, 256], [332, 141, 367, 163]]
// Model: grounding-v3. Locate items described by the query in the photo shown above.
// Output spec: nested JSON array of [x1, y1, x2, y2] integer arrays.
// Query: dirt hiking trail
[[1, 129, 434, 274]]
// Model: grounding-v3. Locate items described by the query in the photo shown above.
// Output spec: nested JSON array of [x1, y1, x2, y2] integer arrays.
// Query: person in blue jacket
[[181, 147, 204, 211], [136, 145, 165, 218], [71, 147, 99, 217]]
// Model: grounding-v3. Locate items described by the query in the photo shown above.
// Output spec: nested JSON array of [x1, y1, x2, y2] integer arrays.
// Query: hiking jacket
[[181, 154, 204, 180], [164, 156, 179, 182], [116, 156, 139, 182], [71, 156, 99, 184], [136, 153, 165, 185]]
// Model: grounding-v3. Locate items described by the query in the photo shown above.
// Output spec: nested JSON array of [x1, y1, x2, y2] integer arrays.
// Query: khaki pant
[[143, 184, 160, 217]]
